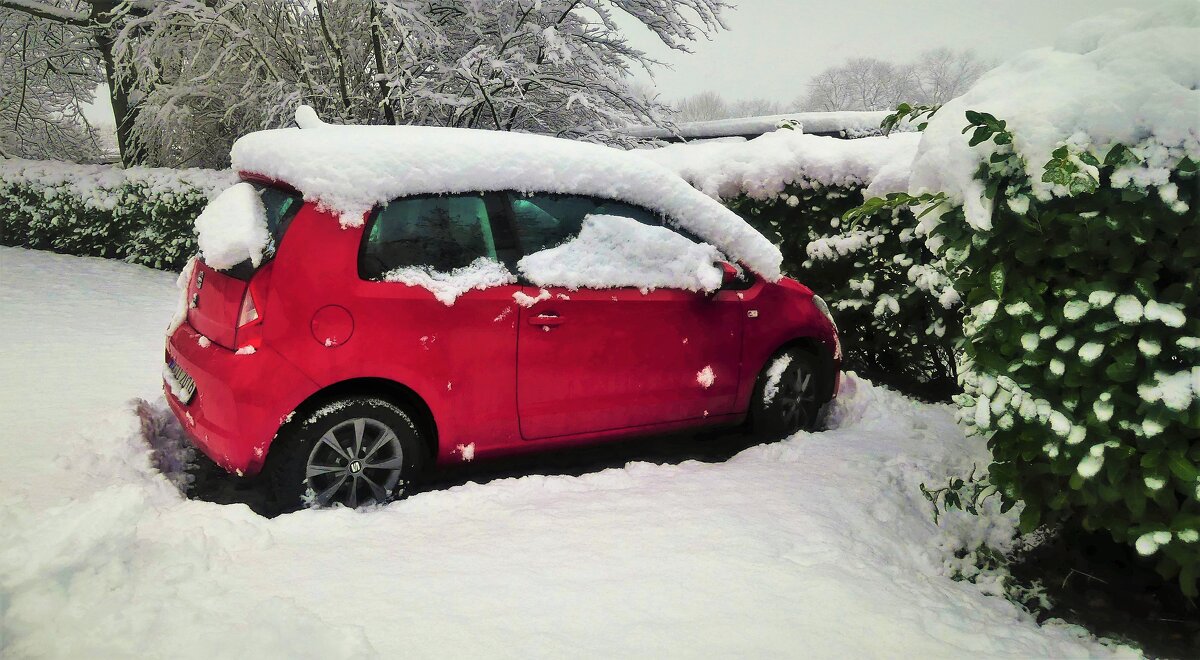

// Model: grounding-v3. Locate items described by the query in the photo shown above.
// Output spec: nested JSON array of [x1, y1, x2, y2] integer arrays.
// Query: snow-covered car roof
[[229, 109, 783, 279]]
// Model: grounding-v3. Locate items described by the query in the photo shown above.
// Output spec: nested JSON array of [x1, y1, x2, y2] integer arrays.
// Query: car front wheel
[[264, 396, 427, 512], [750, 348, 827, 439]]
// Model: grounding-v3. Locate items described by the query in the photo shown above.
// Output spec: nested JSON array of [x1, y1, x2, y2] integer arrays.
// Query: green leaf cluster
[[730, 183, 962, 401], [932, 113, 1200, 596], [0, 175, 207, 271]]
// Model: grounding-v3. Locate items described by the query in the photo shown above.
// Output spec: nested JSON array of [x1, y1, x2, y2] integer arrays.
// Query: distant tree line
[[672, 48, 990, 122]]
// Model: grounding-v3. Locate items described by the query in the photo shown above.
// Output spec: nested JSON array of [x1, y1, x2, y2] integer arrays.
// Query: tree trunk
[[369, 2, 396, 125], [93, 28, 140, 166], [89, 2, 142, 166]]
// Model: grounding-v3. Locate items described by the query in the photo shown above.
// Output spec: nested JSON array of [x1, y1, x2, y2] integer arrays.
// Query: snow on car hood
[[230, 111, 783, 280]]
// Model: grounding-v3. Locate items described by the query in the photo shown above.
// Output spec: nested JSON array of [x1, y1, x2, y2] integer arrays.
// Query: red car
[[164, 121, 840, 512]]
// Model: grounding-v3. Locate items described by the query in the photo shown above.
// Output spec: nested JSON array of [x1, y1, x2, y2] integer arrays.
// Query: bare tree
[[0, 0, 152, 165], [799, 57, 912, 112], [0, 8, 103, 160], [798, 49, 990, 112], [672, 91, 784, 122], [729, 98, 784, 117], [908, 48, 991, 105], [673, 91, 730, 122]]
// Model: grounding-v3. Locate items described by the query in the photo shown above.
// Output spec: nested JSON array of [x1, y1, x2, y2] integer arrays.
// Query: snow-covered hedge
[[641, 130, 962, 399], [0, 158, 235, 270], [904, 2, 1200, 595]]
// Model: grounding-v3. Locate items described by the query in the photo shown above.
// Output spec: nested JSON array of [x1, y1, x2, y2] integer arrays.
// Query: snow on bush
[[193, 182, 269, 270], [0, 157, 235, 270], [231, 111, 783, 280], [644, 129, 961, 400], [900, 2, 1200, 595], [518, 214, 724, 293]]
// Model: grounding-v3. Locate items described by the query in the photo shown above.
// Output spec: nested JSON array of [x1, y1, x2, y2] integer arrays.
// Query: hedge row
[[912, 111, 1200, 595], [0, 159, 234, 271]]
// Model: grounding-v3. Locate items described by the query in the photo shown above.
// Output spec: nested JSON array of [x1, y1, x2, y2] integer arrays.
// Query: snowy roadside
[[0, 247, 1138, 658]]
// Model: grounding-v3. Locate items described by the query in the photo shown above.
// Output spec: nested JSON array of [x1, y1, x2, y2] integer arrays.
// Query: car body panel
[[165, 188, 840, 477]]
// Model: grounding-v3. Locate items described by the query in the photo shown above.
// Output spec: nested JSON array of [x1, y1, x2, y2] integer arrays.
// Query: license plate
[[166, 358, 196, 405]]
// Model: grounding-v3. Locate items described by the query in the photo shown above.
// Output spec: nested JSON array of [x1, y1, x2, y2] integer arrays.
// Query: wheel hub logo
[[349, 460, 362, 474]]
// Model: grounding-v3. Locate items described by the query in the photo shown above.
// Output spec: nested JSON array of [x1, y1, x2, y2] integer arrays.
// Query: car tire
[[264, 396, 427, 513], [749, 347, 828, 439]]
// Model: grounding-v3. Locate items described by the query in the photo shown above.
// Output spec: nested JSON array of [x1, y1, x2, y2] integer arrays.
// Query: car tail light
[[238, 289, 259, 327]]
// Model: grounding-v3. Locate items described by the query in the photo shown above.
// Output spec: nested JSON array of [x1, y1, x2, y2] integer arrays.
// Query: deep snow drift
[[0, 247, 1137, 658]]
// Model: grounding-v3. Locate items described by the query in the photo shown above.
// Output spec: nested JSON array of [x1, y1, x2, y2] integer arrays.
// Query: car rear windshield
[[222, 182, 303, 280]]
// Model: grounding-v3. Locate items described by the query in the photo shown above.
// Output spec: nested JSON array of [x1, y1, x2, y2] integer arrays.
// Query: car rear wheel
[[750, 348, 827, 439], [265, 397, 427, 512]]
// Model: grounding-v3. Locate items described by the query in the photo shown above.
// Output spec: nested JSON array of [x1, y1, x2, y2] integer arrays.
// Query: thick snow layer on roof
[[230, 117, 782, 279], [518, 214, 725, 292], [0, 157, 235, 208], [909, 1, 1200, 230], [640, 130, 921, 201], [625, 111, 892, 140], [193, 182, 270, 270]]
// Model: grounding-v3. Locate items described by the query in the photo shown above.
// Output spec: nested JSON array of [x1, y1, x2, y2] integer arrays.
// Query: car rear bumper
[[165, 322, 317, 476]]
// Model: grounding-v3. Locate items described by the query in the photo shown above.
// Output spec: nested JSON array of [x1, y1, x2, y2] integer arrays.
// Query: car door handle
[[529, 313, 564, 326]]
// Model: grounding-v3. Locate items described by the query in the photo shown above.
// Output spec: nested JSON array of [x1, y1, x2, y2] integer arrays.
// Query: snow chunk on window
[[518, 214, 724, 293], [696, 366, 715, 389], [382, 257, 515, 306], [194, 182, 270, 271]]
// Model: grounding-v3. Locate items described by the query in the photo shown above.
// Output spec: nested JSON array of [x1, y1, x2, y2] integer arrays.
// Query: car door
[[350, 192, 525, 449], [509, 193, 745, 440]]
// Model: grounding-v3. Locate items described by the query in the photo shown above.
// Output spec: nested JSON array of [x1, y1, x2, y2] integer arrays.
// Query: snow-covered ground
[[0, 247, 1137, 658]]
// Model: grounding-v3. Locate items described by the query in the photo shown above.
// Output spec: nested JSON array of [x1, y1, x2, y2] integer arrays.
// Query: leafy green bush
[[0, 159, 233, 271], [916, 111, 1200, 595], [734, 186, 961, 400]]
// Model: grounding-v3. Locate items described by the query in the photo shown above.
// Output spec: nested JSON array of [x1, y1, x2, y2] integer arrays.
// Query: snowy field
[[0, 246, 1137, 658]]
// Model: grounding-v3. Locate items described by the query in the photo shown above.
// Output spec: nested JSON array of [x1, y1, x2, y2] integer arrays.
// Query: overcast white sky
[[622, 0, 1143, 106]]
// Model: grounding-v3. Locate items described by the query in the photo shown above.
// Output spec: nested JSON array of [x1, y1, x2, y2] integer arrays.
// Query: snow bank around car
[[909, 0, 1200, 230], [0, 249, 1138, 657], [518, 214, 725, 293], [230, 114, 783, 279], [193, 182, 270, 270], [638, 130, 921, 201]]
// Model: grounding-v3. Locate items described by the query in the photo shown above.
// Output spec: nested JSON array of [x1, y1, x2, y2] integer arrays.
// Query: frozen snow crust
[[0, 247, 1139, 657], [230, 117, 783, 279]]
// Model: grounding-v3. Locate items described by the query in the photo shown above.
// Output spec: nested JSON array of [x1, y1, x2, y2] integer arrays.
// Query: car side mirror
[[718, 261, 739, 288]]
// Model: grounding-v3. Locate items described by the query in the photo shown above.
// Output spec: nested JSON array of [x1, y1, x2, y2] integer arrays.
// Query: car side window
[[360, 193, 501, 279], [509, 193, 665, 253]]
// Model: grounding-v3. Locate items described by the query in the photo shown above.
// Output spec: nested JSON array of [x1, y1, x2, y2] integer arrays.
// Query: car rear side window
[[360, 193, 508, 279], [224, 182, 303, 280], [510, 194, 666, 253]]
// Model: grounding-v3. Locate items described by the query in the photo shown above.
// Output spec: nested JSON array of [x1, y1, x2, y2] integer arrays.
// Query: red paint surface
[[166, 193, 840, 476]]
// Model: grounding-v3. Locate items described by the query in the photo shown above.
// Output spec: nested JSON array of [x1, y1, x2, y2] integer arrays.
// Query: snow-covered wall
[[638, 131, 921, 203]]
